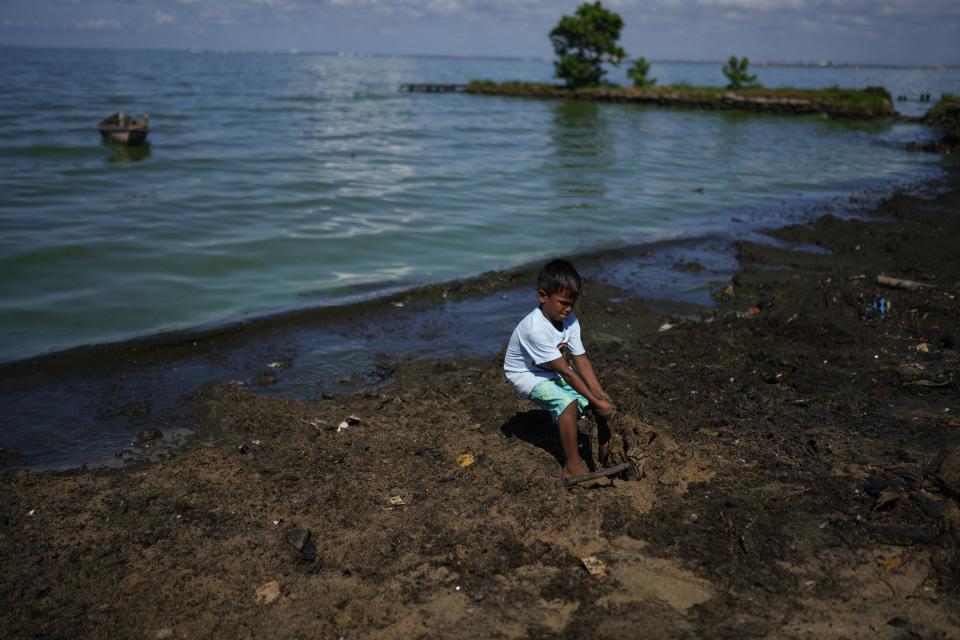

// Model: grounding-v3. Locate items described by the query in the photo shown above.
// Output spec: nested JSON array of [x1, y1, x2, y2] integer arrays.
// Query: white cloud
[[69, 18, 123, 29], [153, 9, 176, 24]]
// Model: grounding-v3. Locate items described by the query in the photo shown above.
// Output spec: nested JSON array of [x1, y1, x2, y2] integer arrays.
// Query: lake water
[[1, 48, 957, 363]]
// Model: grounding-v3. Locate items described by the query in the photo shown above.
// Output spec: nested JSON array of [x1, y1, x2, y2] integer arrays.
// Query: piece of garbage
[[251, 440, 261, 445], [697, 427, 719, 437], [883, 556, 904, 572], [272, 519, 283, 526], [581, 556, 607, 579], [389, 496, 405, 506], [658, 323, 674, 332], [391, 301, 405, 308], [337, 415, 362, 433], [456, 453, 476, 468], [916, 342, 930, 353], [28, 509, 35, 516], [948, 419, 959, 428], [865, 297, 890, 319], [255, 580, 281, 605], [746, 306, 762, 315], [872, 488, 903, 512]]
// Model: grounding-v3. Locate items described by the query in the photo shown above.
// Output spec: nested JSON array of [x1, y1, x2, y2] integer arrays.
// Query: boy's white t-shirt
[[503, 307, 586, 397]]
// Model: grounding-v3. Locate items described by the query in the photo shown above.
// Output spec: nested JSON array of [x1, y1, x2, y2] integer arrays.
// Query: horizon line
[[1, 43, 958, 70]]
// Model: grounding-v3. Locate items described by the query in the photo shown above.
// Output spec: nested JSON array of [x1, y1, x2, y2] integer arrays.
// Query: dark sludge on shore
[[2, 167, 960, 638]]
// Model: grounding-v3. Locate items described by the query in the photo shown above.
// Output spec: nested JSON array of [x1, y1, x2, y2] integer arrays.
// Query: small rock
[[255, 580, 281, 605], [120, 573, 150, 594], [581, 556, 607, 579], [155, 629, 174, 640], [285, 527, 317, 562], [120, 400, 151, 417], [939, 447, 960, 496], [134, 429, 163, 448]]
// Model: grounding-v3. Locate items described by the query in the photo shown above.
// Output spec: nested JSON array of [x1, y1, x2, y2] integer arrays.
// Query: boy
[[503, 258, 616, 480]]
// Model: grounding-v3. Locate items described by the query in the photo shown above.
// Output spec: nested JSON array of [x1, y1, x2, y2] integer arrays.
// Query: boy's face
[[538, 289, 577, 324]]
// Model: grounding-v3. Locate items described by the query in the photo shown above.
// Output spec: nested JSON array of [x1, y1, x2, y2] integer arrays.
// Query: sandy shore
[[2, 164, 960, 638]]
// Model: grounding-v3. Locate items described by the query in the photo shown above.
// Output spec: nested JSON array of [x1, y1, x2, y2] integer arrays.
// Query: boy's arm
[[570, 352, 613, 403], [542, 355, 615, 414]]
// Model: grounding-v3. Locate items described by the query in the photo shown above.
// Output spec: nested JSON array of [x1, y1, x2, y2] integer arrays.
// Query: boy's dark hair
[[537, 259, 582, 297]]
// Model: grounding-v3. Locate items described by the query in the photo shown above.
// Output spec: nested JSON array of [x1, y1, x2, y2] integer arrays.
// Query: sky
[[1, 0, 958, 66]]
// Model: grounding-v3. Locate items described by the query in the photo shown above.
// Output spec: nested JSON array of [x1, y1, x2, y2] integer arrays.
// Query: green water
[[0, 48, 954, 362]]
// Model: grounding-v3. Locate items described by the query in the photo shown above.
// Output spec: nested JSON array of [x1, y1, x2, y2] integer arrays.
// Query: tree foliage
[[722, 56, 757, 90], [627, 57, 656, 88], [549, 2, 626, 89]]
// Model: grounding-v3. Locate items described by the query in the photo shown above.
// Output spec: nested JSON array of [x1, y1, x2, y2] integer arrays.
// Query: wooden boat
[[97, 112, 150, 145]]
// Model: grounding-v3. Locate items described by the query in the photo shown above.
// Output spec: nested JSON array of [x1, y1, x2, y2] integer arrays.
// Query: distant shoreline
[[1, 44, 957, 69]]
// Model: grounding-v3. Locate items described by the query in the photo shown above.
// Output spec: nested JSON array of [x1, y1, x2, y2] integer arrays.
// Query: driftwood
[[565, 462, 631, 487], [877, 274, 936, 291]]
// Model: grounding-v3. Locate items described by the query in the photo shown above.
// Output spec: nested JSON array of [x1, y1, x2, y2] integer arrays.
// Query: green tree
[[722, 55, 757, 90], [549, 2, 626, 89], [627, 57, 656, 88]]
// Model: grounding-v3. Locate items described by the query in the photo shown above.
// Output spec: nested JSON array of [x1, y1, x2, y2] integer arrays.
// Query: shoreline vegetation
[[464, 80, 898, 118]]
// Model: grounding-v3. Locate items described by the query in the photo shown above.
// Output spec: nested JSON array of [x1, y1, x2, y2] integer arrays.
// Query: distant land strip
[[401, 81, 899, 119]]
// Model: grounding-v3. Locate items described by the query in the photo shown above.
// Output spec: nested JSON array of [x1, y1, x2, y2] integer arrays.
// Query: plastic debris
[[581, 556, 607, 579], [337, 415, 362, 433], [916, 342, 930, 353], [27, 509, 35, 516], [456, 453, 476, 468], [391, 301, 405, 308], [658, 323, 674, 332], [865, 297, 890, 319], [389, 496, 405, 506], [697, 427, 719, 437], [877, 274, 935, 291]]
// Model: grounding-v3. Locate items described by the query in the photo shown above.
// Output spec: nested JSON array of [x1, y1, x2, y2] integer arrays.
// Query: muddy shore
[[3, 163, 960, 638]]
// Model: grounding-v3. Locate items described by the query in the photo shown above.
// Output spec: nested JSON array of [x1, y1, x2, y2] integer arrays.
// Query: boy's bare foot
[[598, 442, 611, 467], [562, 457, 590, 479]]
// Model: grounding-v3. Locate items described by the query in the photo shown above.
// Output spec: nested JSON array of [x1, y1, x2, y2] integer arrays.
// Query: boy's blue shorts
[[529, 377, 589, 423]]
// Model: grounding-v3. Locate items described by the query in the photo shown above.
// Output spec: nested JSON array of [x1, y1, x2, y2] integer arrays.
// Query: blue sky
[[1, 0, 957, 65]]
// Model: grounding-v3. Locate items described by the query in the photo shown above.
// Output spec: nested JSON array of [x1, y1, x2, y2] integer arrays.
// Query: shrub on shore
[[924, 93, 960, 141], [722, 56, 758, 90], [627, 57, 656, 88], [549, 1, 626, 89]]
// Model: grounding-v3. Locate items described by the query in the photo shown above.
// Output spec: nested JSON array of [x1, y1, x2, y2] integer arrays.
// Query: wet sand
[[2, 164, 960, 638]]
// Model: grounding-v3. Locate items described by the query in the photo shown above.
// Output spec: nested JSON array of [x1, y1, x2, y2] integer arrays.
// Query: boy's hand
[[593, 397, 616, 415], [595, 388, 613, 404]]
